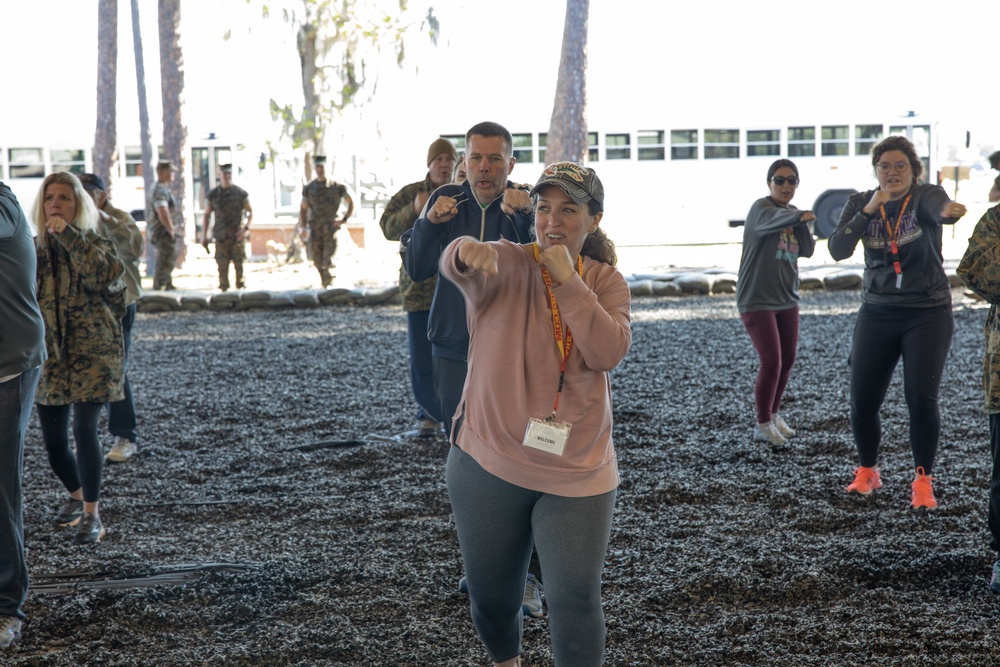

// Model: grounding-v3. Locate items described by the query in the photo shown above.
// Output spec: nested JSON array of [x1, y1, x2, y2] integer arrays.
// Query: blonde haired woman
[[32, 172, 124, 544]]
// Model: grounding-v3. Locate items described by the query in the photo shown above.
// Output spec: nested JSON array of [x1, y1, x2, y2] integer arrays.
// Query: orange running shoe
[[846, 466, 882, 495], [911, 466, 937, 510]]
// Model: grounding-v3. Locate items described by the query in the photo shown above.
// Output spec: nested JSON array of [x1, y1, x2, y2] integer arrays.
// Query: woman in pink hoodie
[[440, 162, 631, 667]]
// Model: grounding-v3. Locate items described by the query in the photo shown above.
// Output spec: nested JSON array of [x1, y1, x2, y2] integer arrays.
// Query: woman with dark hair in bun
[[440, 162, 630, 667], [829, 135, 967, 509], [736, 159, 816, 446]]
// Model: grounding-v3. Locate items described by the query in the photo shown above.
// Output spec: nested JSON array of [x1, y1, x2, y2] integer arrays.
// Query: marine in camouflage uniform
[[203, 165, 252, 291], [146, 161, 181, 291], [379, 137, 457, 433], [298, 156, 353, 288], [956, 203, 1000, 587]]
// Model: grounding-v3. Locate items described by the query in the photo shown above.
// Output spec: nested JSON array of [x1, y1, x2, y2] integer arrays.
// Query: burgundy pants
[[740, 306, 799, 425]]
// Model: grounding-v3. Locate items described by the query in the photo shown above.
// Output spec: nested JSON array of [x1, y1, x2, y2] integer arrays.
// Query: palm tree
[[545, 0, 590, 165], [94, 0, 118, 196], [158, 0, 188, 261]]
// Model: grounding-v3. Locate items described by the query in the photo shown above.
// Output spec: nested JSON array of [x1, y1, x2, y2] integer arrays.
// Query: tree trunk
[[94, 0, 118, 197], [131, 0, 154, 197], [297, 12, 324, 180], [159, 0, 188, 262], [545, 0, 590, 165]]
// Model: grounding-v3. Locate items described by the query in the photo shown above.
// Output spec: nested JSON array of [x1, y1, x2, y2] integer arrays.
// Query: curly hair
[[31, 171, 101, 250], [580, 200, 617, 267], [871, 135, 924, 184]]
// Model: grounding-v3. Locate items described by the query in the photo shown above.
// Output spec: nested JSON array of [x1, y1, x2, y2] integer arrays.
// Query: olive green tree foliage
[[249, 0, 439, 179], [158, 0, 189, 255], [545, 0, 589, 165], [131, 0, 155, 198], [94, 0, 118, 197]]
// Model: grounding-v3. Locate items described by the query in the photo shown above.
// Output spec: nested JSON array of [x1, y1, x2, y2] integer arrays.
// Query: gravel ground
[[5, 284, 1000, 666]]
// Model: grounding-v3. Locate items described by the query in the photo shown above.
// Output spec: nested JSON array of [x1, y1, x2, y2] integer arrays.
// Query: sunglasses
[[771, 176, 798, 186]]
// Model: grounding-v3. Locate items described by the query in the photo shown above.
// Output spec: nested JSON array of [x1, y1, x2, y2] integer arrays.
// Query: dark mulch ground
[[5, 287, 999, 666]]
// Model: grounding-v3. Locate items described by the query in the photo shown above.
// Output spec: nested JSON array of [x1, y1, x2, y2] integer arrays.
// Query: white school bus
[[442, 113, 938, 246]]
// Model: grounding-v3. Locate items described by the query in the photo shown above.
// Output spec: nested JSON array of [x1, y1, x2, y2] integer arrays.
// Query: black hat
[[220, 163, 233, 173], [79, 173, 106, 192], [157, 160, 178, 171], [313, 155, 327, 165]]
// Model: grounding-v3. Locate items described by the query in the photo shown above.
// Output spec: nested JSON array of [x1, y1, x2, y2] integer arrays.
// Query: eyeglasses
[[770, 176, 798, 186], [876, 160, 910, 174]]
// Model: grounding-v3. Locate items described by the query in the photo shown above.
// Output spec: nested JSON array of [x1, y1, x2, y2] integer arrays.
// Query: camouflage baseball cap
[[530, 161, 604, 212]]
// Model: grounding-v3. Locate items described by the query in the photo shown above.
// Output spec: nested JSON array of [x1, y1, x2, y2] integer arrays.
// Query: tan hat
[[427, 138, 457, 167], [156, 160, 178, 172]]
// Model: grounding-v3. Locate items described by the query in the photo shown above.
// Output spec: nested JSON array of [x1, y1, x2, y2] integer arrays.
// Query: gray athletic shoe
[[522, 573, 544, 618], [991, 560, 1000, 594], [1, 616, 22, 649], [53, 498, 84, 527]]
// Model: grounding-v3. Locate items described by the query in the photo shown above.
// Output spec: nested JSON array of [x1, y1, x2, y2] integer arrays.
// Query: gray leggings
[[446, 446, 615, 666]]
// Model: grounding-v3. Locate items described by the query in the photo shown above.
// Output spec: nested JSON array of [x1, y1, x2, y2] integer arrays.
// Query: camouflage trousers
[[215, 239, 246, 291], [308, 227, 338, 288], [151, 232, 177, 291]]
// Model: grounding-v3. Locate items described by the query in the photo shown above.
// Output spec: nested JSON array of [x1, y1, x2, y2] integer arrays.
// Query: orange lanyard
[[533, 243, 584, 415], [878, 194, 912, 279]]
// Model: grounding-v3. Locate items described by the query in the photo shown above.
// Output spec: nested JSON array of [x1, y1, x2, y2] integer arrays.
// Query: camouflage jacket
[[35, 225, 125, 405], [957, 204, 1000, 413], [146, 181, 181, 239], [302, 179, 347, 231], [206, 184, 250, 241], [98, 202, 145, 304], [379, 176, 436, 312]]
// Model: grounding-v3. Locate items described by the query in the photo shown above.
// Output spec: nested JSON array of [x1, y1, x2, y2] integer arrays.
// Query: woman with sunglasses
[[736, 159, 816, 446], [828, 135, 966, 509]]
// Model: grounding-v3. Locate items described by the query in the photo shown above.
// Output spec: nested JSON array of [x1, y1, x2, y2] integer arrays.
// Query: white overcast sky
[[1, 0, 997, 175]]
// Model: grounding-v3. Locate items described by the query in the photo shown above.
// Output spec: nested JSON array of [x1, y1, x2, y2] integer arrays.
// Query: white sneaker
[[106, 437, 137, 462], [1, 615, 22, 648], [753, 421, 788, 445], [773, 414, 796, 439]]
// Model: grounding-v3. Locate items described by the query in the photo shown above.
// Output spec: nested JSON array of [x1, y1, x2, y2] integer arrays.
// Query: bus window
[[671, 130, 698, 160], [588, 132, 599, 163], [539, 133, 547, 164], [8, 148, 44, 178], [855, 124, 883, 157], [747, 129, 780, 157], [124, 147, 144, 177], [821, 125, 849, 156], [512, 133, 533, 164], [606, 133, 631, 160], [442, 135, 465, 152], [52, 148, 87, 174], [788, 126, 815, 157], [705, 129, 739, 159], [638, 130, 665, 161]]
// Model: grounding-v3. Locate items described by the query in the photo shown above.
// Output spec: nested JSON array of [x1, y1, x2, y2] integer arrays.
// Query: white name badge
[[523, 417, 572, 457]]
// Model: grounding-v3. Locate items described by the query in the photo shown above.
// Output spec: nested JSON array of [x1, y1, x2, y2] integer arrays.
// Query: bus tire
[[813, 190, 855, 238]]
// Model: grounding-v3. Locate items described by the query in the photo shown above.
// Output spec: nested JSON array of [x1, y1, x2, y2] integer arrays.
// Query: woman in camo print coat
[[31, 171, 124, 545]]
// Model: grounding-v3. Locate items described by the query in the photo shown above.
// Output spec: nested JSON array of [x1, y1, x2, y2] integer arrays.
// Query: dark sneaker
[[990, 561, 1000, 594], [74, 512, 106, 545], [53, 498, 84, 527], [0, 616, 22, 649], [417, 419, 440, 438], [522, 573, 544, 619]]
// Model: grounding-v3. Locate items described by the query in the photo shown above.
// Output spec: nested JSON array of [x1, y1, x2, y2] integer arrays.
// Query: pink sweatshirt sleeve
[[551, 264, 632, 371]]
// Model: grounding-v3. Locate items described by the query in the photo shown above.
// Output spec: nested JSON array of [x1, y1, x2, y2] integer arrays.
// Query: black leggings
[[848, 303, 953, 472], [37, 402, 105, 503]]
